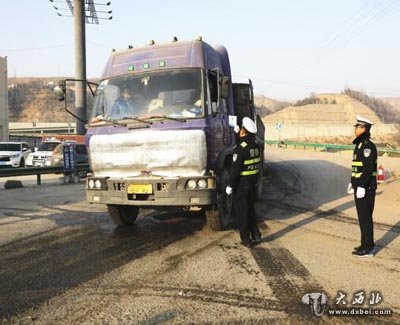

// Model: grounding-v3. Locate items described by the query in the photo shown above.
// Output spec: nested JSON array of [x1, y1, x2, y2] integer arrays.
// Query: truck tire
[[256, 163, 264, 200], [107, 205, 139, 226], [205, 206, 222, 231], [206, 163, 233, 231]]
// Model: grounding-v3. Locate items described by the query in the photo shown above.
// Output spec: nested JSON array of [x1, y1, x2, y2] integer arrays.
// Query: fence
[[265, 140, 400, 157], [0, 164, 90, 185]]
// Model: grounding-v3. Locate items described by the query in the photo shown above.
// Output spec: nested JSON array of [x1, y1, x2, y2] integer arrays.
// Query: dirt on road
[[0, 148, 399, 324]]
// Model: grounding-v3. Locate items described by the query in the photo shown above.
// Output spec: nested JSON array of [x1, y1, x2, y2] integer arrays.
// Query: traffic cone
[[377, 165, 385, 183]]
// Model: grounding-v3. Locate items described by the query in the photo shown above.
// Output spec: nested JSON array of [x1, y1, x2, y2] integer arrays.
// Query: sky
[[0, 0, 399, 101]]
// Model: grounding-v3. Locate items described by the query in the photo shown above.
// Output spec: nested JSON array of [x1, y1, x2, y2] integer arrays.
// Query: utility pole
[[51, 0, 112, 135], [74, 0, 86, 135]]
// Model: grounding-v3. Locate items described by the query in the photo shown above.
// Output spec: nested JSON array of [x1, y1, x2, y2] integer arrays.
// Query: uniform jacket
[[228, 134, 261, 189], [351, 132, 377, 190]]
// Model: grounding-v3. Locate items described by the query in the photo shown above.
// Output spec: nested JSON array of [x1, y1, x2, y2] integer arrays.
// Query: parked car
[[25, 140, 61, 167], [51, 142, 89, 177], [0, 142, 32, 168]]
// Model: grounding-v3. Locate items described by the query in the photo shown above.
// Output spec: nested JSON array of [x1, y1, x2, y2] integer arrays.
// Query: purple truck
[[58, 38, 265, 230]]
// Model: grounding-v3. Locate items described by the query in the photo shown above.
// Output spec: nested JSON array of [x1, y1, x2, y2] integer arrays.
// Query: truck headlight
[[197, 179, 207, 189], [94, 180, 102, 189], [187, 179, 197, 190], [88, 178, 108, 190], [10, 154, 19, 158], [88, 179, 95, 189]]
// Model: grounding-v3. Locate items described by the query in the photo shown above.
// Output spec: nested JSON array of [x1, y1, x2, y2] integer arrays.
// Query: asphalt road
[[0, 148, 399, 324]]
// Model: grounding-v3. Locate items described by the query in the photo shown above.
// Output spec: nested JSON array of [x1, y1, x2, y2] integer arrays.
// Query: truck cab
[[57, 38, 264, 230]]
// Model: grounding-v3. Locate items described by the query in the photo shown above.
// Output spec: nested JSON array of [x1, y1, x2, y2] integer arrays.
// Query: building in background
[[0, 56, 8, 141]]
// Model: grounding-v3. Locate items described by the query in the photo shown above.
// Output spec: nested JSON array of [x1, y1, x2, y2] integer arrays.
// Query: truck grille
[[0, 156, 10, 162]]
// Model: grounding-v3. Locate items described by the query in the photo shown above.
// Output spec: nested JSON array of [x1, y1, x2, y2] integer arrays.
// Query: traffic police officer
[[226, 117, 262, 247], [347, 116, 377, 257]]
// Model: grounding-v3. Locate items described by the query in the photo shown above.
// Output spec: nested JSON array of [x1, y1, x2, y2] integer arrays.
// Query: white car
[[0, 142, 32, 168], [25, 141, 61, 167]]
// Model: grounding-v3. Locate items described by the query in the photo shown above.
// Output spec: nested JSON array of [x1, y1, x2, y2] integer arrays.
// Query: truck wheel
[[205, 206, 222, 231], [206, 165, 233, 231], [256, 163, 264, 200], [107, 205, 139, 226]]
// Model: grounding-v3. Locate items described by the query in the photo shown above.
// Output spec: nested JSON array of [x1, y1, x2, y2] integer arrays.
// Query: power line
[[295, 0, 398, 73], [306, 0, 375, 56], [0, 43, 73, 52], [333, 0, 400, 50], [234, 74, 400, 98], [50, 0, 112, 23]]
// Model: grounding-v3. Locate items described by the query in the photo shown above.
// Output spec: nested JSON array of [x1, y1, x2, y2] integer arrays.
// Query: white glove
[[356, 187, 366, 199], [233, 125, 240, 134], [347, 183, 354, 195], [226, 186, 232, 195]]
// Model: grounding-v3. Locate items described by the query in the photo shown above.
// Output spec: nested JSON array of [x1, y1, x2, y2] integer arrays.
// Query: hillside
[[382, 97, 400, 111], [6, 78, 400, 126], [263, 93, 381, 125], [8, 77, 95, 122], [254, 96, 289, 118]]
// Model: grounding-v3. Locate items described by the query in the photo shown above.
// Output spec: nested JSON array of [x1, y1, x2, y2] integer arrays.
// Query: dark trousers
[[354, 189, 376, 250], [233, 183, 259, 238]]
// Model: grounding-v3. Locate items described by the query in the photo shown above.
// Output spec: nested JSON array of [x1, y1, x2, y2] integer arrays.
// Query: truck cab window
[[91, 69, 205, 121]]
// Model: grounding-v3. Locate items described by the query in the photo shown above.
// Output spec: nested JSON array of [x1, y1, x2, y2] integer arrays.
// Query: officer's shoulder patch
[[240, 142, 248, 148], [364, 148, 371, 157], [232, 153, 237, 162]]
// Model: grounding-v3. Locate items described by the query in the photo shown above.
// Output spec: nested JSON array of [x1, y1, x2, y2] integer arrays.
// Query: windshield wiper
[[145, 115, 186, 123], [122, 116, 153, 125], [88, 117, 125, 127]]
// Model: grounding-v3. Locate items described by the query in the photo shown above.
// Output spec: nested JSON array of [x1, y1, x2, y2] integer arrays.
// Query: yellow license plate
[[127, 184, 153, 194]]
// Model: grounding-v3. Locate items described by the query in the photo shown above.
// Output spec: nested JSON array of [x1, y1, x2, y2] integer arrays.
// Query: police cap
[[354, 116, 374, 127]]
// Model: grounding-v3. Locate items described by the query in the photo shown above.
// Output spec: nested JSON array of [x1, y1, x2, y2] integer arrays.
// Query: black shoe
[[240, 233, 253, 248], [353, 248, 374, 257], [240, 239, 253, 248], [251, 229, 262, 243], [353, 245, 375, 253]]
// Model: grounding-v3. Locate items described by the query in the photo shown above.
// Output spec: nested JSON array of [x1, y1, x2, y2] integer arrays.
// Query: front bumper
[[0, 158, 19, 168], [86, 176, 217, 207]]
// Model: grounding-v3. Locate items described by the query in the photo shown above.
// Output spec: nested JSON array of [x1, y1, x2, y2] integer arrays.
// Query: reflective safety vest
[[240, 141, 261, 177], [351, 161, 377, 179], [351, 136, 377, 189]]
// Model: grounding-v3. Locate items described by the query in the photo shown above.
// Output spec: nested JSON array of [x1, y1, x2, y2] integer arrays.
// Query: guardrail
[[0, 164, 90, 185], [265, 140, 400, 156]]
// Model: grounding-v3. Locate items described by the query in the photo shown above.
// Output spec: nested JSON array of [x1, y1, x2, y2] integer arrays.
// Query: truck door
[[233, 81, 265, 200], [206, 70, 233, 168], [233, 83, 254, 123], [233, 81, 264, 143]]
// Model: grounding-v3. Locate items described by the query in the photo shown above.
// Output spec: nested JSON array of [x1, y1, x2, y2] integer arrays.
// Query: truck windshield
[[91, 69, 204, 121], [0, 143, 21, 151]]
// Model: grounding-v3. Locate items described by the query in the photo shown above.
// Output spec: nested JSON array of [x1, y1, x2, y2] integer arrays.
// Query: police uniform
[[350, 116, 377, 257], [227, 118, 261, 246]]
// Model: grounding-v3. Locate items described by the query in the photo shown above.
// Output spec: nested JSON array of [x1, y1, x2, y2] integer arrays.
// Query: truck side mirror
[[54, 85, 66, 101], [220, 76, 230, 99]]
